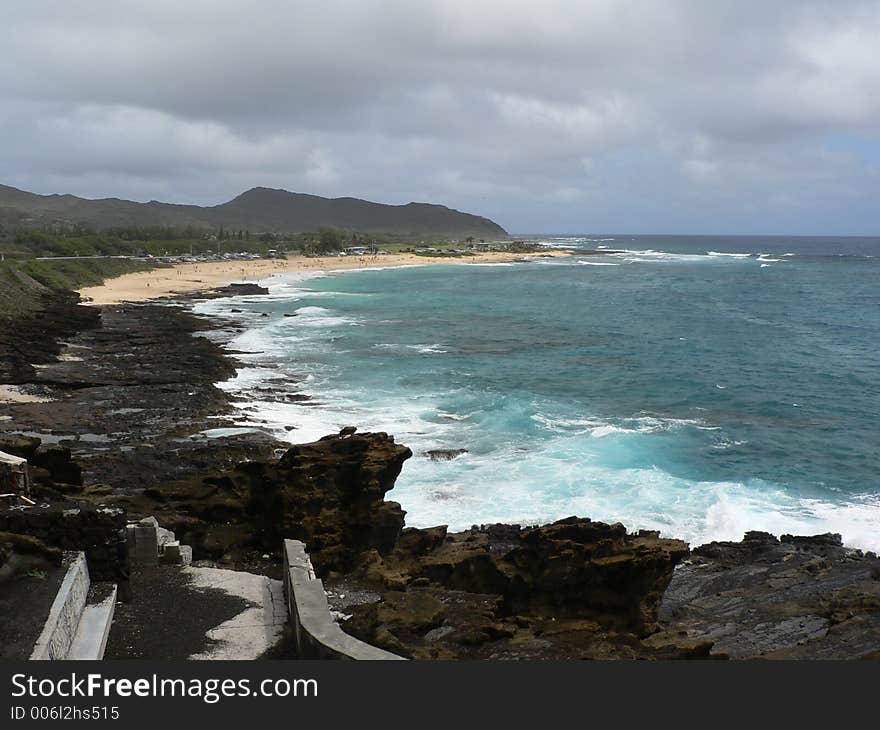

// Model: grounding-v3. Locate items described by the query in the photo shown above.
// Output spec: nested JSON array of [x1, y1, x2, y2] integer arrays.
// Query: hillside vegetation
[[0, 258, 153, 319]]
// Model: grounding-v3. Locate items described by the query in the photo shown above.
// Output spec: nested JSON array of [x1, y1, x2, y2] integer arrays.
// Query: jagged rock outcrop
[[425, 449, 468, 461], [651, 531, 880, 659], [105, 431, 412, 573], [362, 518, 687, 633], [339, 517, 690, 658], [242, 431, 412, 572], [339, 523, 880, 660], [505, 519, 689, 632], [200, 282, 270, 299]]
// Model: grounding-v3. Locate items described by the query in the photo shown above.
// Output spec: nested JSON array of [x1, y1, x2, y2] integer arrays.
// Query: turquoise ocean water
[[195, 235, 880, 550]]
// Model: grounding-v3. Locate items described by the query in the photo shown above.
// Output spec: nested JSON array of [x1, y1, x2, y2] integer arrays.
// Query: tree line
[[0, 222, 384, 259]]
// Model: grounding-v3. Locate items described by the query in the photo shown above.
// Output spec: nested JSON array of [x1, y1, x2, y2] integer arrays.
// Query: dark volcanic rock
[[0, 289, 100, 384], [653, 531, 880, 659], [425, 449, 468, 461], [0, 303, 236, 444], [197, 282, 270, 299], [373, 517, 687, 634], [32, 445, 83, 486], [340, 516, 690, 659], [505, 520, 689, 632], [245, 432, 412, 572], [108, 431, 412, 575], [0, 302, 261, 497], [396, 525, 448, 557]]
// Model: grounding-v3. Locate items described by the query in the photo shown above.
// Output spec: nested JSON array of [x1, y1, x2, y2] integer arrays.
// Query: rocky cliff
[[83, 430, 411, 574], [238, 431, 411, 571]]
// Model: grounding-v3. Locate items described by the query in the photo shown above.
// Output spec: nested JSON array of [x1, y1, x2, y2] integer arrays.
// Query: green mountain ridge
[[0, 184, 507, 238]]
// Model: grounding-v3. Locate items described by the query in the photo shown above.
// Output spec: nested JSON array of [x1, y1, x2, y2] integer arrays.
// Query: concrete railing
[[283, 540, 405, 660], [29, 551, 117, 660], [31, 553, 90, 660]]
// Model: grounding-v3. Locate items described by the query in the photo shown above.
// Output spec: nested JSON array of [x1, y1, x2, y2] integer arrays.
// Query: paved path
[[185, 566, 287, 660], [104, 565, 288, 660]]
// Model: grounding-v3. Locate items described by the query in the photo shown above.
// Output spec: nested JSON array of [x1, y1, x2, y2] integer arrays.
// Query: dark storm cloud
[[2, 0, 879, 232]]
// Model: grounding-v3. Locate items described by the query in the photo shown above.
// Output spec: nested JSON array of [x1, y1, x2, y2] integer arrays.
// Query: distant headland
[[0, 184, 507, 239]]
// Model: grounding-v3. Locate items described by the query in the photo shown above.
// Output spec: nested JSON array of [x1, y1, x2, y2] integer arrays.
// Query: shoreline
[[190, 255, 878, 554], [1, 281, 879, 659], [77, 249, 572, 306]]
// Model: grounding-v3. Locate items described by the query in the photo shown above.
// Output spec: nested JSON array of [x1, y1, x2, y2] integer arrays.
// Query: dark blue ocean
[[196, 235, 880, 550]]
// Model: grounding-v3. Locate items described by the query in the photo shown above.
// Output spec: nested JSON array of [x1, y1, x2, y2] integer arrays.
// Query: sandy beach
[[77, 250, 570, 305]]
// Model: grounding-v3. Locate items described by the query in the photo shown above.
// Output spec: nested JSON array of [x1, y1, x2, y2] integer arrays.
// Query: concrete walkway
[[104, 565, 288, 660], [184, 567, 287, 660]]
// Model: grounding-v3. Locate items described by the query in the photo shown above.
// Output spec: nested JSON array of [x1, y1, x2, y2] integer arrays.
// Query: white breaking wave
[[396, 447, 880, 553], [610, 249, 723, 264], [288, 305, 361, 328], [531, 412, 713, 437], [436, 411, 474, 421], [194, 266, 880, 554], [590, 424, 641, 438], [413, 344, 448, 354], [531, 414, 606, 432], [373, 343, 448, 354]]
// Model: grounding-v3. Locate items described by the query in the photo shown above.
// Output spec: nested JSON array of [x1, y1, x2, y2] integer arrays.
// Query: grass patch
[[0, 258, 156, 320]]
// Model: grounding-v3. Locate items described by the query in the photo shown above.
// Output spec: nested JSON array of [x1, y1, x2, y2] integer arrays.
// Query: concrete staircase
[[30, 551, 117, 660]]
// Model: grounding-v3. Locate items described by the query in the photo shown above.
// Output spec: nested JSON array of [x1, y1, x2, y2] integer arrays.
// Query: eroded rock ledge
[[85, 431, 411, 573], [651, 531, 880, 659], [336, 518, 691, 659], [9, 425, 880, 659]]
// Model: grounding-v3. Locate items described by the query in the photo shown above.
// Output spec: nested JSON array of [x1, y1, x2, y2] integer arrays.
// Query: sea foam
[[194, 240, 880, 553]]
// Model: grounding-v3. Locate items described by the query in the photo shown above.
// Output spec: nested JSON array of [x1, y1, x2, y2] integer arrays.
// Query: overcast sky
[[3, 1, 879, 234]]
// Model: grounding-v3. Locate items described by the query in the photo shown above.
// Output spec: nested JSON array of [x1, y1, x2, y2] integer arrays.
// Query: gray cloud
[[2, 0, 880, 233]]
